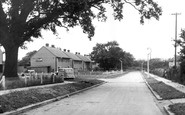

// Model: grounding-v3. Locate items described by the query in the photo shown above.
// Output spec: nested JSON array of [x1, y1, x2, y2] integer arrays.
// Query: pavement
[[149, 73, 185, 102], [20, 71, 164, 115], [146, 72, 185, 115]]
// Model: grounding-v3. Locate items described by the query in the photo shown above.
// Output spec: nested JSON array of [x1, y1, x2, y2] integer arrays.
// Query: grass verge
[[0, 78, 103, 113], [169, 103, 185, 115], [76, 71, 130, 79], [142, 72, 185, 99]]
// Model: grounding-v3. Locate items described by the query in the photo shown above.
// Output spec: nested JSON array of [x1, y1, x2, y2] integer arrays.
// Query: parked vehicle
[[58, 68, 75, 79]]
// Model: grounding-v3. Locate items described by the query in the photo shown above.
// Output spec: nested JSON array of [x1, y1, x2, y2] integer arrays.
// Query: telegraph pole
[[171, 13, 181, 68], [147, 48, 152, 77]]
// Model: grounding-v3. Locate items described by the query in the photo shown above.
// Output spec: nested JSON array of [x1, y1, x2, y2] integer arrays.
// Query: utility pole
[[147, 48, 152, 77], [171, 13, 181, 68]]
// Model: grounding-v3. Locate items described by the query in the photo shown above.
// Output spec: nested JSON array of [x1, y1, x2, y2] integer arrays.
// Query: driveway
[[22, 71, 164, 115]]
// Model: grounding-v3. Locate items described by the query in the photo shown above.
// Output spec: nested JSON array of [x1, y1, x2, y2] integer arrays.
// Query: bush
[[150, 68, 165, 77]]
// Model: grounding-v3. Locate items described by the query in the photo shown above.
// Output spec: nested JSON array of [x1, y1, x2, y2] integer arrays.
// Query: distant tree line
[[133, 58, 168, 71], [90, 41, 134, 71]]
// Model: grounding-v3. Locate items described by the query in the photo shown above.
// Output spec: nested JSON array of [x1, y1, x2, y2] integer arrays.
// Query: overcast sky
[[17, 0, 185, 60]]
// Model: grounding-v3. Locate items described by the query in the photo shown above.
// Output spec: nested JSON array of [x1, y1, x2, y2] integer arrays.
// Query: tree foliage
[[90, 41, 134, 70], [149, 58, 168, 70], [177, 30, 185, 60], [133, 58, 168, 71], [18, 50, 37, 66], [177, 29, 185, 76], [0, 0, 162, 77]]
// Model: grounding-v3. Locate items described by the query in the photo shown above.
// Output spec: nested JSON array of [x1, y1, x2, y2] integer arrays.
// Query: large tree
[[0, 0, 162, 77], [90, 41, 134, 70], [176, 30, 185, 81]]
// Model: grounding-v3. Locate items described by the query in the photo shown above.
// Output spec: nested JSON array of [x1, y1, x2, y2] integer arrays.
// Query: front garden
[[0, 71, 126, 114]]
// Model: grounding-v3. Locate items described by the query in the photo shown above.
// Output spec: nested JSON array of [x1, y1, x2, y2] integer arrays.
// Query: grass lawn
[[0, 78, 104, 113], [0, 72, 127, 114], [169, 103, 185, 115], [76, 71, 129, 79], [142, 72, 185, 99]]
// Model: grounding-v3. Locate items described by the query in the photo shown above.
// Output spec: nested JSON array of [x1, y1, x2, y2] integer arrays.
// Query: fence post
[[53, 73, 55, 83], [29, 73, 32, 81], [2, 76, 5, 89], [25, 76, 27, 86], [41, 72, 43, 84], [35, 72, 37, 79]]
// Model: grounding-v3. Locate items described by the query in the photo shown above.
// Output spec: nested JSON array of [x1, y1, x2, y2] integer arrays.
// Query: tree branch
[[19, 0, 35, 23], [0, 1, 9, 44], [0, 2, 7, 27], [23, 12, 60, 41], [124, 0, 140, 12], [92, 5, 101, 10]]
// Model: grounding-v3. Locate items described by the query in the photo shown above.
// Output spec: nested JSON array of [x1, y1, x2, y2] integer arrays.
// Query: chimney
[[57, 47, 61, 50], [51, 45, 55, 48], [67, 50, 70, 52], [45, 43, 49, 47], [75, 52, 78, 55], [78, 53, 80, 55], [64, 49, 66, 52]]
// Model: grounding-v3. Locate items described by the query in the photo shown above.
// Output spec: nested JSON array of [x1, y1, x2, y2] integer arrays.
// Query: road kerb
[[163, 105, 175, 115], [141, 73, 163, 100], [2, 81, 107, 115]]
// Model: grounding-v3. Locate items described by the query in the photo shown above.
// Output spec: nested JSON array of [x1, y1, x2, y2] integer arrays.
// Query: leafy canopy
[[0, 0, 162, 47], [18, 50, 37, 66], [90, 41, 134, 70]]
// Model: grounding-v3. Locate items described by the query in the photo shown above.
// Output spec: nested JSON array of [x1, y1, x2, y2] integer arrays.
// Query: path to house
[[22, 71, 165, 115]]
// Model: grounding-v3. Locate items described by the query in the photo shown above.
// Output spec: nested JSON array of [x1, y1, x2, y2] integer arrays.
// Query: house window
[[58, 58, 63, 62], [63, 58, 69, 62], [36, 58, 43, 62]]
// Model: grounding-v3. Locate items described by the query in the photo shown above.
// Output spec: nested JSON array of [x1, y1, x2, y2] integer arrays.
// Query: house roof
[[41, 46, 91, 62], [76, 54, 91, 62], [63, 51, 82, 61], [45, 46, 69, 59]]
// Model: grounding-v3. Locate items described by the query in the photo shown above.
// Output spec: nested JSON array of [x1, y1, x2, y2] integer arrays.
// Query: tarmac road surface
[[22, 71, 164, 115]]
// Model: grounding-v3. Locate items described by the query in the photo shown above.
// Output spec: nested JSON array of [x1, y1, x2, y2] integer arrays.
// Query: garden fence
[[19, 72, 64, 86], [0, 75, 5, 89]]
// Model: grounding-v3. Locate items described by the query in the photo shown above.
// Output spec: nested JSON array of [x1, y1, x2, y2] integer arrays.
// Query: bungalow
[[30, 44, 71, 73]]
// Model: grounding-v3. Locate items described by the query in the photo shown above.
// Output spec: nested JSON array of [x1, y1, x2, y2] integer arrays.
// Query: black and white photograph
[[0, 0, 185, 115]]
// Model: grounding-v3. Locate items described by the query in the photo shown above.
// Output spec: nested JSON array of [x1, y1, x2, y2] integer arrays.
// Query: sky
[[16, 0, 185, 61]]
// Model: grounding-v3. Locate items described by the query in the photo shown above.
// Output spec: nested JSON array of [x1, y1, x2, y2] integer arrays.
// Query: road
[[22, 71, 164, 115]]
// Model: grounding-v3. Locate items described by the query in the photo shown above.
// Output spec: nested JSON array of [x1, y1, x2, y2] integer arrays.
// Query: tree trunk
[[4, 45, 19, 78]]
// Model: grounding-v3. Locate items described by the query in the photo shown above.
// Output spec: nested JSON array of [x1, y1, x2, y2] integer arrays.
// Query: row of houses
[[29, 44, 92, 73]]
